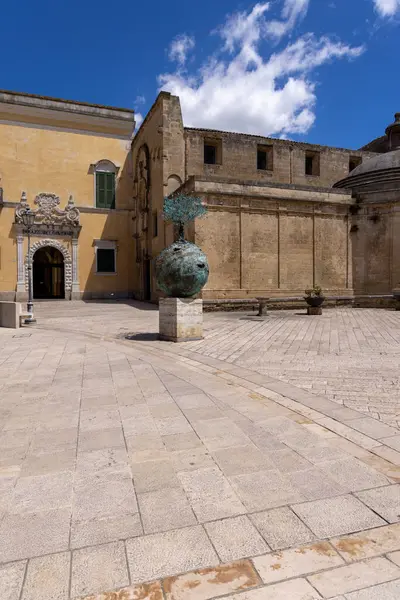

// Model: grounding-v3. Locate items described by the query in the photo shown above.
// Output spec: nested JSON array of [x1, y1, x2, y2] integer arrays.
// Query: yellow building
[[0, 90, 136, 301]]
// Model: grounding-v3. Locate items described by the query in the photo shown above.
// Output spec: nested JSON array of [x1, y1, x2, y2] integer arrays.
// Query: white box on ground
[[159, 297, 203, 342]]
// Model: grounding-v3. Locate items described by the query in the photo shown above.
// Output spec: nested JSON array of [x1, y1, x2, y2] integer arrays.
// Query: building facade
[[1, 89, 398, 303], [0, 90, 136, 301]]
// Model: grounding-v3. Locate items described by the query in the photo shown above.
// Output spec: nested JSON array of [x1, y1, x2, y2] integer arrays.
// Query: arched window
[[94, 160, 117, 209]]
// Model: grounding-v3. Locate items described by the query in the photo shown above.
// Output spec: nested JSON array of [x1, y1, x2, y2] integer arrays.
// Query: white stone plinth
[[159, 297, 203, 342]]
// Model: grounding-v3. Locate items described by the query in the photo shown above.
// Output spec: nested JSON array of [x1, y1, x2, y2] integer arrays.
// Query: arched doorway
[[33, 246, 65, 299]]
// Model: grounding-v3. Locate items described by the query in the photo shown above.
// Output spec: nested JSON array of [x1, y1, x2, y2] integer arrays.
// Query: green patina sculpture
[[155, 195, 209, 298]]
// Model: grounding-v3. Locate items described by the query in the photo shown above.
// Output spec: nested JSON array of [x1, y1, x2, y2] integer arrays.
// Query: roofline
[[0, 89, 134, 115], [184, 126, 372, 154]]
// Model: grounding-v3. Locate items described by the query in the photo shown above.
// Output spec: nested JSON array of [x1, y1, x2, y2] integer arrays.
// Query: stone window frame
[[305, 150, 320, 177], [204, 138, 222, 165], [94, 239, 117, 275], [257, 144, 274, 171]]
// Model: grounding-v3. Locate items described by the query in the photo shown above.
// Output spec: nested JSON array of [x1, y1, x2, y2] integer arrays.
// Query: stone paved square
[[1, 302, 400, 598]]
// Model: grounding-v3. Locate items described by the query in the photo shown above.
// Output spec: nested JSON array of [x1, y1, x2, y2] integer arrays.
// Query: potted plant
[[304, 285, 325, 308]]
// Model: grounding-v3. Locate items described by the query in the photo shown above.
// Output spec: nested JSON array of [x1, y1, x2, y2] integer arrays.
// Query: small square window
[[204, 139, 222, 165], [349, 156, 362, 172], [96, 248, 115, 273], [305, 151, 320, 176], [257, 145, 273, 170], [153, 211, 158, 238]]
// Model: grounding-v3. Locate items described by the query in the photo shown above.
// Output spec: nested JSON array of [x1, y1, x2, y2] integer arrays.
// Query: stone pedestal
[[307, 306, 322, 315], [159, 297, 203, 342]]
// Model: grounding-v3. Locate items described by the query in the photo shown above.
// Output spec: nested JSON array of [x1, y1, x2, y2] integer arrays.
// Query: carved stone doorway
[[33, 246, 65, 299]]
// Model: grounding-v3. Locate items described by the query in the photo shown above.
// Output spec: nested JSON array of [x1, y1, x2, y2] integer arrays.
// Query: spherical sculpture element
[[155, 240, 209, 298]]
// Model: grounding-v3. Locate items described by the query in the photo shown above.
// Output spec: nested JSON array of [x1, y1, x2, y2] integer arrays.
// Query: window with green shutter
[[96, 172, 115, 209]]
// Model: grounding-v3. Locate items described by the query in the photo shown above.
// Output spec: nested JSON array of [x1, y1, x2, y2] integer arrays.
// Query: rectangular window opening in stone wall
[[94, 240, 117, 274], [153, 211, 158, 238], [257, 145, 273, 171], [349, 155, 362, 173], [305, 151, 320, 176], [204, 139, 222, 165]]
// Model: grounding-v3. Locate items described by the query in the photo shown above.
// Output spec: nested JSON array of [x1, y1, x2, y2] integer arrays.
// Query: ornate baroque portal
[[14, 193, 81, 300]]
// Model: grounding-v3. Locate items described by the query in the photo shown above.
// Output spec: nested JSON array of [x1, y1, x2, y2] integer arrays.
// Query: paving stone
[[291, 495, 386, 538], [355, 485, 400, 523], [308, 556, 400, 597], [70, 513, 143, 548], [138, 487, 197, 534], [331, 523, 400, 561], [78, 428, 126, 452], [388, 550, 400, 566], [171, 448, 216, 472], [126, 525, 219, 582], [131, 459, 180, 493], [253, 540, 344, 584], [149, 404, 182, 419], [21, 449, 76, 477], [0, 561, 26, 600], [250, 506, 315, 550], [318, 457, 389, 491], [125, 433, 164, 453], [122, 416, 158, 437], [130, 448, 169, 463], [349, 417, 398, 440], [174, 393, 215, 409], [71, 541, 129, 598], [163, 560, 261, 600], [372, 445, 400, 467], [205, 516, 269, 562], [78, 582, 164, 600], [0, 508, 71, 562], [221, 578, 322, 599], [294, 443, 348, 464], [383, 436, 400, 452], [178, 467, 245, 522], [155, 416, 192, 436], [345, 581, 400, 600], [76, 447, 130, 475], [212, 445, 274, 476], [73, 471, 138, 521], [230, 469, 305, 512], [79, 408, 121, 432], [288, 468, 348, 500], [162, 432, 203, 451], [30, 428, 78, 455], [266, 448, 313, 472], [183, 406, 224, 422], [10, 471, 73, 514], [192, 418, 250, 450], [21, 551, 70, 600]]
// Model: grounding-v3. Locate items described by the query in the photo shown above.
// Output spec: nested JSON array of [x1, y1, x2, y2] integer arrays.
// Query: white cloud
[[134, 95, 146, 105], [135, 113, 144, 131], [373, 0, 400, 16], [168, 34, 195, 66], [158, 2, 364, 137], [265, 0, 310, 40]]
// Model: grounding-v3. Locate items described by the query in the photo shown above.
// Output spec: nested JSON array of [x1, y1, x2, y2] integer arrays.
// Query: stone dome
[[350, 149, 400, 177], [334, 113, 400, 193]]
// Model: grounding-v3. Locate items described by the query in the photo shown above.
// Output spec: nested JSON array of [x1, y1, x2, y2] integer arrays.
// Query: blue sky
[[1, 0, 399, 149]]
